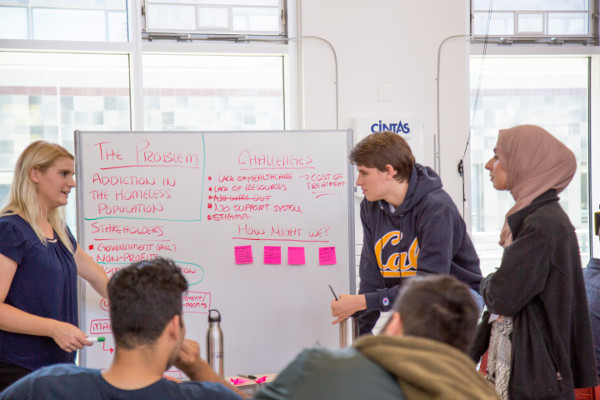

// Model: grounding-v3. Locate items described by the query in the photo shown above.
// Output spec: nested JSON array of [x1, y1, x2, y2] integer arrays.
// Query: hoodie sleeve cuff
[[377, 289, 393, 311], [365, 289, 394, 311], [364, 292, 380, 311]]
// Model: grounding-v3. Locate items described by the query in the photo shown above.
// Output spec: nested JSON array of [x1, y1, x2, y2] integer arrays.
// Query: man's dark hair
[[349, 131, 415, 182], [108, 257, 188, 349], [392, 275, 479, 353]]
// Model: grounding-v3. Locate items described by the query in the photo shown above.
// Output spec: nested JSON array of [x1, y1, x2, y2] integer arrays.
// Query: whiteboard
[[75, 130, 355, 378]]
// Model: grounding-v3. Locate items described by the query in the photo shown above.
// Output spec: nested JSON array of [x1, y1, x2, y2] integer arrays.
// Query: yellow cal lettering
[[400, 238, 420, 277], [376, 235, 420, 278], [374, 231, 401, 272]]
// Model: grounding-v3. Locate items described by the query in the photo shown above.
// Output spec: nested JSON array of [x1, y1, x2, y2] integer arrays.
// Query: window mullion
[[130, 0, 145, 130]]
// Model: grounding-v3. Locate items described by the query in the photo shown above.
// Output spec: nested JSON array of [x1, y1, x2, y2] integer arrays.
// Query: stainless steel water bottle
[[206, 309, 224, 377]]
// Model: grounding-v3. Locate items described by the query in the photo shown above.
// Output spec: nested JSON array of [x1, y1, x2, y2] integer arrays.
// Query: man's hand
[[331, 294, 366, 325], [174, 339, 203, 379], [174, 339, 249, 399]]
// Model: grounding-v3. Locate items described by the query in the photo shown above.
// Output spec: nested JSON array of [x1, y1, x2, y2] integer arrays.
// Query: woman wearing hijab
[[471, 125, 597, 399]]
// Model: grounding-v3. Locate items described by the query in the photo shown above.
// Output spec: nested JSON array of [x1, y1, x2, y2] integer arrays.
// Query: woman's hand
[[331, 294, 366, 325], [49, 320, 90, 352]]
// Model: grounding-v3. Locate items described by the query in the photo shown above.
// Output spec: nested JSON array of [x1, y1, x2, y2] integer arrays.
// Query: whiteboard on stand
[[75, 130, 355, 378]]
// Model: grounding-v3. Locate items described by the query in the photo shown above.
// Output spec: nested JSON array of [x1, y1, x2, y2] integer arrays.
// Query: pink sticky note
[[255, 376, 267, 383], [319, 247, 337, 265], [264, 246, 281, 264], [288, 247, 305, 265], [230, 378, 249, 385], [235, 246, 253, 264]]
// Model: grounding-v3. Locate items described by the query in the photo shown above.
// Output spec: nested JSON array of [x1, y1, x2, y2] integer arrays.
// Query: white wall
[[296, 0, 472, 220]]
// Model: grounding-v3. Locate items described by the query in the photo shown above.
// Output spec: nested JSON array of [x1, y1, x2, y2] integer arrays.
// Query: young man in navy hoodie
[[331, 131, 483, 334]]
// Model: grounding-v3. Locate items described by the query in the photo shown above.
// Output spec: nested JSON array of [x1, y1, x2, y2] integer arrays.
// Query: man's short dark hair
[[392, 275, 479, 353], [108, 257, 188, 349], [349, 131, 415, 182]]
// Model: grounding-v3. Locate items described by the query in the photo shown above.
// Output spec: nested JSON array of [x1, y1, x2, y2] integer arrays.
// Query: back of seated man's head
[[391, 275, 479, 353], [108, 257, 188, 349]]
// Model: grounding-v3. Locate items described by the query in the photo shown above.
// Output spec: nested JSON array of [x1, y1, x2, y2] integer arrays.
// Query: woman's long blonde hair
[[0, 140, 75, 253]]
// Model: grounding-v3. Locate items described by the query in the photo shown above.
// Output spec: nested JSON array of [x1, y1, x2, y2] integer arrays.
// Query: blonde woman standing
[[0, 141, 108, 390]]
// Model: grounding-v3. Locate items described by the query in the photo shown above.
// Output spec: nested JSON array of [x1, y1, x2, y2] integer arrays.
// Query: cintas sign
[[352, 116, 423, 162], [370, 119, 410, 134]]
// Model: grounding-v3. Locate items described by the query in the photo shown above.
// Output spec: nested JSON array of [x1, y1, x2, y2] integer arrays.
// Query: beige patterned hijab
[[496, 125, 576, 247]]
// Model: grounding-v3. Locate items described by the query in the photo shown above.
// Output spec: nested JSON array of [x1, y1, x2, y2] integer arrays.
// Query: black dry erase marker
[[238, 373, 258, 380], [329, 284, 338, 301]]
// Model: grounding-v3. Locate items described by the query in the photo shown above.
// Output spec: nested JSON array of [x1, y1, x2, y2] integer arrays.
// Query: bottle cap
[[208, 309, 221, 323]]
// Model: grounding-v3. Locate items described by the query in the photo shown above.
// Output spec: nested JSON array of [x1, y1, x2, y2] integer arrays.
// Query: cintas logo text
[[371, 120, 410, 134]]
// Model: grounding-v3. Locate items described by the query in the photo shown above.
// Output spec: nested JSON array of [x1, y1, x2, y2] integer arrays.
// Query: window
[[471, 0, 596, 44], [0, 52, 131, 152], [142, 54, 284, 130], [470, 57, 589, 275], [143, 0, 286, 37], [0, 0, 128, 42]]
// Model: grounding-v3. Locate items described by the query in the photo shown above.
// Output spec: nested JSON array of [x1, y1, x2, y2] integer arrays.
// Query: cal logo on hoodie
[[374, 231, 419, 277]]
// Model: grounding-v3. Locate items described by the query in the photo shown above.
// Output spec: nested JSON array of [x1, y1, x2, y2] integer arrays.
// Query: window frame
[[470, 0, 598, 45], [141, 0, 288, 40]]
